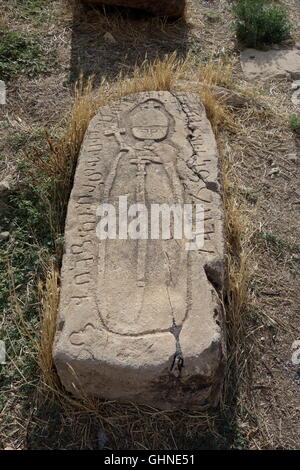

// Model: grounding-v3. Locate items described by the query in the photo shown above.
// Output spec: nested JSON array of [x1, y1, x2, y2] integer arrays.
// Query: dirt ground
[[0, 0, 299, 450]]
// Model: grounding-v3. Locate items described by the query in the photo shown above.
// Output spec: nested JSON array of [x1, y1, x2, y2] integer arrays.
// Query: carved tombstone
[[82, 0, 185, 18], [53, 92, 226, 410]]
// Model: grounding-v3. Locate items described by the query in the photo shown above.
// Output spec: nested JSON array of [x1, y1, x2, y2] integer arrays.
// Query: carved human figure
[[97, 99, 189, 335]]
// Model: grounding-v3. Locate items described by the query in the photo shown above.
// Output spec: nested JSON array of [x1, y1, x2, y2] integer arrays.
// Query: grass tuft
[[233, 0, 291, 48]]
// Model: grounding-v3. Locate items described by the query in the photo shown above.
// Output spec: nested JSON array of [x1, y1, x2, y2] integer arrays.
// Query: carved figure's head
[[130, 99, 169, 141]]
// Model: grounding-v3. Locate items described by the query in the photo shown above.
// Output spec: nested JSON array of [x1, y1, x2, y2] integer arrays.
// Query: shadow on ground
[[70, 2, 190, 84], [24, 377, 245, 450]]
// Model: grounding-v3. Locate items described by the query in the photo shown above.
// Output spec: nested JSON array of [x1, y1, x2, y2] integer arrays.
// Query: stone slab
[[241, 47, 300, 80], [53, 91, 226, 410], [82, 0, 185, 17]]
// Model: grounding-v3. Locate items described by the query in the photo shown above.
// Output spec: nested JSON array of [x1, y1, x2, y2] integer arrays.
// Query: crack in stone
[[171, 91, 219, 194], [173, 93, 224, 292], [169, 321, 184, 377], [164, 248, 185, 376]]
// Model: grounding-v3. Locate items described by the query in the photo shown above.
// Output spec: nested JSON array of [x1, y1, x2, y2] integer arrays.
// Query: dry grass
[[38, 267, 61, 390], [199, 85, 236, 133], [198, 61, 233, 88], [0, 13, 8, 30], [223, 156, 253, 338], [221, 141, 254, 401]]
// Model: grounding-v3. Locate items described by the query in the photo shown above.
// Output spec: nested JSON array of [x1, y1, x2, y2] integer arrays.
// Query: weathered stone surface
[[241, 47, 300, 81], [82, 0, 185, 17], [53, 91, 226, 410]]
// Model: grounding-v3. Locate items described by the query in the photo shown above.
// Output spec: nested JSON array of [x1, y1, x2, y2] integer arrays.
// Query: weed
[[0, 30, 48, 80], [289, 114, 300, 135], [16, 0, 50, 24], [239, 187, 258, 205], [255, 231, 300, 262], [204, 10, 220, 23], [233, 0, 291, 48], [7, 130, 47, 153]]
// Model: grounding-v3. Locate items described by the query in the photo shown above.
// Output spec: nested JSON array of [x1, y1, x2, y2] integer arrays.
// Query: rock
[[291, 80, 300, 91], [97, 430, 108, 449], [0, 178, 10, 192], [82, 0, 185, 17], [0, 232, 10, 240], [268, 167, 280, 177], [287, 153, 298, 163], [53, 91, 226, 410], [0, 80, 5, 105], [0, 340, 6, 364], [292, 88, 300, 107], [103, 32, 117, 44], [240, 48, 300, 81]]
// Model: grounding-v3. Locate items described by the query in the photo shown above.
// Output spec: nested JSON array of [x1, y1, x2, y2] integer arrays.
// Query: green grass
[[17, 0, 50, 23], [233, 0, 291, 48], [7, 130, 47, 153], [0, 152, 57, 435], [0, 30, 48, 80], [289, 114, 300, 135]]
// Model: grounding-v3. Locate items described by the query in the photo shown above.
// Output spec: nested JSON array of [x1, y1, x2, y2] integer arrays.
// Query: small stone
[[97, 430, 108, 449], [0, 80, 5, 105], [291, 81, 300, 91], [287, 153, 298, 163], [103, 32, 117, 44], [0, 179, 10, 192], [292, 89, 300, 105], [0, 232, 10, 240], [268, 167, 280, 177]]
